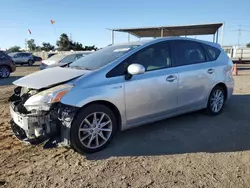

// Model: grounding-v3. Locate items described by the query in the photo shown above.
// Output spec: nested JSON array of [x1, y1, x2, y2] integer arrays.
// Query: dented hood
[[13, 67, 89, 89]]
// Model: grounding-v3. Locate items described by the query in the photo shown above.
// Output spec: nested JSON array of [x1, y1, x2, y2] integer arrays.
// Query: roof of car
[[112, 37, 221, 49]]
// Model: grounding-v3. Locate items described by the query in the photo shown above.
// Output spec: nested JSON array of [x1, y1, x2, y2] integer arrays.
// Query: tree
[[247, 43, 250, 48], [83, 45, 98, 51], [56, 33, 73, 51], [41, 42, 55, 51], [27, 39, 36, 51], [56, 33, 98, 51], [8, 46, 21, 52]]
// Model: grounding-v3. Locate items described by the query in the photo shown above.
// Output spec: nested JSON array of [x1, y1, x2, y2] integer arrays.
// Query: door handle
[[207, 68, 214, 74], [166, 75, 177, 82]]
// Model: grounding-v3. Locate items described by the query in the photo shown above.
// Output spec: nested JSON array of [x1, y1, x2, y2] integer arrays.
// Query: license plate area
[[10, 106, 29, 130]]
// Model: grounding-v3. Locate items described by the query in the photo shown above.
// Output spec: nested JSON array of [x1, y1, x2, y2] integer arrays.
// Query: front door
[[124, 41, 179, 126]]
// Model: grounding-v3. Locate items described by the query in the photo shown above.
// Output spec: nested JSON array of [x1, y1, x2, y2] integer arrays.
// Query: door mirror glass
[[127, 63, 145, 75]]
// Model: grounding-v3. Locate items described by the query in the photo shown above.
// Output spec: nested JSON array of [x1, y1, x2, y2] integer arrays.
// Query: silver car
[[9, 52, 35, 66], [9, 37, 234, 153], [40, 52, 92, 70]]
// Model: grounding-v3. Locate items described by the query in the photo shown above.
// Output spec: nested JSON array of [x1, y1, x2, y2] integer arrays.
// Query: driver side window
[[106, 41, 172, 78], [127, 41, 172, 71]]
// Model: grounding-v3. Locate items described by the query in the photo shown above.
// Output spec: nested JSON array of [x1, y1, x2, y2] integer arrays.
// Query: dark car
[[0, 51, 16, 78], [33, 55, 42, 62], [8, 52, 35, 66]]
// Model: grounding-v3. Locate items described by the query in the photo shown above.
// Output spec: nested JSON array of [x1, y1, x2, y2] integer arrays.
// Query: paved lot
[[0, 64, 250, 188]]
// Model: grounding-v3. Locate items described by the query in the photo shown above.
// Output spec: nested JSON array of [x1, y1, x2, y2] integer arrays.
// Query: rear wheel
[[28, 60, 34, 66], [70, 104, 117, 153], [0, 66, 10, 78], [206, 86, 226, 115]]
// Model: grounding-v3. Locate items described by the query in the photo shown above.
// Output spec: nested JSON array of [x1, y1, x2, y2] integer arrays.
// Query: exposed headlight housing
[[24, 84, 73, 112]]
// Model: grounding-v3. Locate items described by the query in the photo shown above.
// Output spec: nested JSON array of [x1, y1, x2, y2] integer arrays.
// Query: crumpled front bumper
[[10, 103, 59, 144], [9, 102, 78, 146]]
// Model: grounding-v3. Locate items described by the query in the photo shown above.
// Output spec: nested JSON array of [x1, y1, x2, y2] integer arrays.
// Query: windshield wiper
[[70, 66, 92, 70]]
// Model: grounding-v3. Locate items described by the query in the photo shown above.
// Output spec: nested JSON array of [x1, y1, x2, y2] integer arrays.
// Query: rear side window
[[0, 51, 9, 59], [202, 43, 221, 61], [20, 53, 31, 57], [172, 40, 206, 67]]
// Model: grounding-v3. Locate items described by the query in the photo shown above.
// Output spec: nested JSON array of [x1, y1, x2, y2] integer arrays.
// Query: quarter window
[[173, 40, 206, 66], [202, 43, 221, 61]]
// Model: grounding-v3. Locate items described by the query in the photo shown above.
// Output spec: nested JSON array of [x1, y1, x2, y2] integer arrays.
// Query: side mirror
[[127, 64, 145, 75]]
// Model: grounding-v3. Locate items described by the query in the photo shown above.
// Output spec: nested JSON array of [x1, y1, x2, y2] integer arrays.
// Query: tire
[[28, 60, 34, 66], [206, 86, 226, 115], [70, 104, 117, 153], [0, 66, 10, 78]]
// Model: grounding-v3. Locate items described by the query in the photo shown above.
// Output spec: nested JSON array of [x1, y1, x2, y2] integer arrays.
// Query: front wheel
[[206, 86, 226, 115], [70, 104, 117, 153]]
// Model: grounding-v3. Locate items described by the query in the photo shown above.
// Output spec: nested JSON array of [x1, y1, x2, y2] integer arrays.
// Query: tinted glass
[[126, 41, 172, 71], [20, 53, 31, 57], [173, 40, 206, 66], [107, 41, 172, 77], [69, 44, 140, 70], [202, 43, 221, 61]]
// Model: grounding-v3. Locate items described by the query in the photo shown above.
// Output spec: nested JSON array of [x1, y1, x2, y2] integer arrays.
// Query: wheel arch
[[76, 100, 122, 131], [213, 82, 228, 100]]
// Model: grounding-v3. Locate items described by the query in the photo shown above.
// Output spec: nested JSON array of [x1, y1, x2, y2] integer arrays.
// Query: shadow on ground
[[0, 76, 22, 86], [87, 94, 250, 160]]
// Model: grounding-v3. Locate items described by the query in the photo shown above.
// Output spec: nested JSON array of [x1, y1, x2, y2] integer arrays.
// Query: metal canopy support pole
[[213, 34, 215, 42], [216, 31, 219, 43], [128, 33, 130, 42], [161, 28, 164, 37], [111, 30, 114, 45], [221, 22, 225, 46]]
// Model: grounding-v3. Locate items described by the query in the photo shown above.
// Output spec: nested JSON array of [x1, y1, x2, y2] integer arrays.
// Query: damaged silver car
[[9, 37, 234, 153]]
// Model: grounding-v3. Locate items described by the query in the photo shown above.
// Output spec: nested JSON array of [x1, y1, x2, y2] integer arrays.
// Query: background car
[[33, 55, 42, 62], [0, 51, 16, 78], [47, 53, 57, 59], [8, 52, 35, 66], [40, 52, 92, 70]]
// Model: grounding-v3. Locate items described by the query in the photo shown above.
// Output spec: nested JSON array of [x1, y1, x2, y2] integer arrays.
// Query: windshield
[[69, 44, 140, 70], [48, 54, 67, 61]]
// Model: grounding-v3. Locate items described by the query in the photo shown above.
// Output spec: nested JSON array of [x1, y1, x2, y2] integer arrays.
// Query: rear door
[[13, 53, 22, 63], [171, 40, 216, 112], [19, 53, 30, 63]]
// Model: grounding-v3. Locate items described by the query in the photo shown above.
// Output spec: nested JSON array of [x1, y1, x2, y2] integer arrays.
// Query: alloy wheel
[[78, 112, 112, 149], [210, 89, 224, 113], [0, 67, 10, 78]]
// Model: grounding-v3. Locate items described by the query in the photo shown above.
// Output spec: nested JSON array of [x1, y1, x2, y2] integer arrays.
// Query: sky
[[0, 0, 249, 49]]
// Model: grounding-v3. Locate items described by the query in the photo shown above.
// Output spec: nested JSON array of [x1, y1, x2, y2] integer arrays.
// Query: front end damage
[[9, 86, 78, 146]]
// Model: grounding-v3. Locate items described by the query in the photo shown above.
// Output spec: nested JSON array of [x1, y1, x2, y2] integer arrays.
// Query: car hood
[[13, 67, 90, 89], [42, 59, 57, 65]]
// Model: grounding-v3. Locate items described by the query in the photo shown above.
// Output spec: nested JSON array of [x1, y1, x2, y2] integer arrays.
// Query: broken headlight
[[24, 84, 73, 112]]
